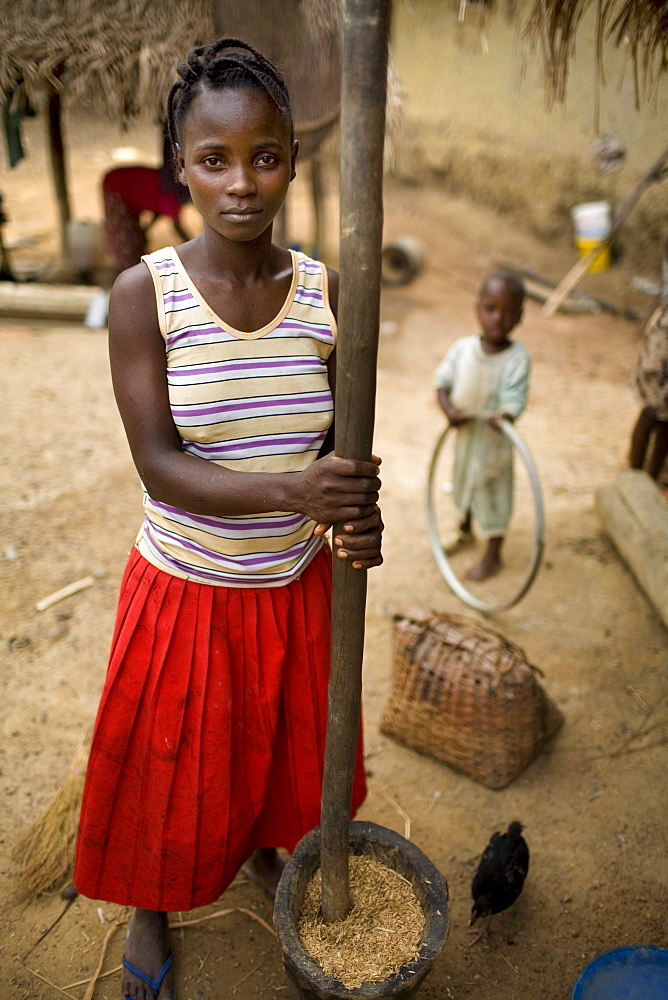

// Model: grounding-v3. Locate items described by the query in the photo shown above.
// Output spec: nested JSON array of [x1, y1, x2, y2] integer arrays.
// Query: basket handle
[[394, 610, 543, 677]]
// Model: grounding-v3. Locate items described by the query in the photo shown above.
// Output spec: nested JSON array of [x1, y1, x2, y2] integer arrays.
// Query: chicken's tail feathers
[[508, 820, 524, 838]]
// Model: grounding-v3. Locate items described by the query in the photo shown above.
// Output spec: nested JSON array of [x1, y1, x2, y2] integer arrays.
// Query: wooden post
[[319, 0, 390, 924], [0, 193, 15, 281], [45, 71, 71, 267], [311, 154, 324, 257]]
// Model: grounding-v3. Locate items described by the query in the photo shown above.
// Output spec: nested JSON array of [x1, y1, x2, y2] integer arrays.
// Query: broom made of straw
[[12, 729, 91, 896]]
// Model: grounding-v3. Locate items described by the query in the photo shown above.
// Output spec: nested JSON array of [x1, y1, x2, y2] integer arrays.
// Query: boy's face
[[476, 278, 524, 346]]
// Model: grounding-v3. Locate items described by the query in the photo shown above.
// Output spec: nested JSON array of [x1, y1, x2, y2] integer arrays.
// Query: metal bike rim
[[426, 419, 544, 612]]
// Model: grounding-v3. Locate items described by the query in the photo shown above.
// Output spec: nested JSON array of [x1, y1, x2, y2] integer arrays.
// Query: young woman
[[74, 38, 383, 1000]]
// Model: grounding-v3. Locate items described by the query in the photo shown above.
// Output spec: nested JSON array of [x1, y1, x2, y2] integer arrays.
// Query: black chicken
[[468, 820, 529, 944]]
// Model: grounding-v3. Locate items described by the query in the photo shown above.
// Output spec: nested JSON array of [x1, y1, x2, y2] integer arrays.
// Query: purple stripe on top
[[167, 323, 226, 348], [183, 427, 326, 452], [275, 318, 331, 333], [295, 287, 323, 304], [167, 357, 320, 378], [149, 518, 311, 569], [150, 499, 308, 533], [174, 392, 329, 418], [164, 289, 194, 305], [196, 434, 320, 452]]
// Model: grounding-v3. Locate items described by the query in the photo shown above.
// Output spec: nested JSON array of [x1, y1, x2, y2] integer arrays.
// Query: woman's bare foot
[[122, 908, 173, 999], [465, 537, 503, 581], [241, 848, 286, 899]]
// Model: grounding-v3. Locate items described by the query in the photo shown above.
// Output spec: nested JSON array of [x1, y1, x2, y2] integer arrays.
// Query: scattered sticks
[[379, 787, 412, 840], [231, 957, 268, 992], [33, 905, 279, 1000], [605, 693, 667, 759], [82, 922, 120, 1000], [170, 906, 277, 938], [60, 965, 122, 990], [27, 968, 78, 999], [35, 576, 96, 612], [23, 889, 78, 959]]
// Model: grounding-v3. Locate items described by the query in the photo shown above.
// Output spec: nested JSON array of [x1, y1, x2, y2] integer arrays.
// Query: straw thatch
[[523, 0, 668, 110], [2, 0, 665, 129], [0, 0, 348, 133], [0, 0, 216, 123]]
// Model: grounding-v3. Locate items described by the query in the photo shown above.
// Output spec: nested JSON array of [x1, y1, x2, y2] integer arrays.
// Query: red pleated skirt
[[74, 545, 366, 911]]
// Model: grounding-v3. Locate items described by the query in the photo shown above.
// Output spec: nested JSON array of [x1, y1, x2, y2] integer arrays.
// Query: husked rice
[[297, 855, 425, 989]]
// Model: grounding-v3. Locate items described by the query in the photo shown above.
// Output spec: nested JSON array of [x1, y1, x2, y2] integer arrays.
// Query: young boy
[[435, 272, 529, 581]]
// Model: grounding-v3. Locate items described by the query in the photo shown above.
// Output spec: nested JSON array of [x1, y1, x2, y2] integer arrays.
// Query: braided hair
[[166, 38, 294, 155]]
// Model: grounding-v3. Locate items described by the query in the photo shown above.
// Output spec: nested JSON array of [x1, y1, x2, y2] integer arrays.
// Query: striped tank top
[[135, 247, 336, 588]]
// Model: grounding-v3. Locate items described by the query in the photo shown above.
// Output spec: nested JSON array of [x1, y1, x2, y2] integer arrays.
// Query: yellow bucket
[[575, 236, 611, 273]]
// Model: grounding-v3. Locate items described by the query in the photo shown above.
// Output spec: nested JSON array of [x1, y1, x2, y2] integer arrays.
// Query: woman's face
[[177, 83, 298, 244]]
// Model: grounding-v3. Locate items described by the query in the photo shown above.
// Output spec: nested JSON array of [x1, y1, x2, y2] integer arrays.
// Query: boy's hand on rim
[[488, 411, 514, 429], [445, 406, 469, 427]]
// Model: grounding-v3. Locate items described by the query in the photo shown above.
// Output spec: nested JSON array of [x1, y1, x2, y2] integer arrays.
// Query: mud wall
[[389, 0, 668, 275]]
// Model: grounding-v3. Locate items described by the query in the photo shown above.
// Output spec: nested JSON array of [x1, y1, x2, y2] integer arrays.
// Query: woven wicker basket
[[380, 608, 563, 789]]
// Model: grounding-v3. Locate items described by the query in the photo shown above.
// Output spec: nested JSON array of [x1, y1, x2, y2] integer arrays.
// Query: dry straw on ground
[[298, 855, 425, 989], [12, 732, 91, 897]]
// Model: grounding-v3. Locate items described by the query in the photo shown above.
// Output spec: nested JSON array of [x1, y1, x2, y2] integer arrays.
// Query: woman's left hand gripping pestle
[[308, 453, 384, 569]]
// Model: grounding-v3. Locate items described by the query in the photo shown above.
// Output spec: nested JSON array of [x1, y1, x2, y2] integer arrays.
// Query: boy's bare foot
[[122, 908, 173, 999], [466, 537, 503, 581], [242, 848, 286, 899], [465, 556, 502, 581], [442, 527, 474, 554]]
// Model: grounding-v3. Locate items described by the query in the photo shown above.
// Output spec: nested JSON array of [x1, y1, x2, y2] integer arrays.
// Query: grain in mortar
[[297, 855, 425, 989]]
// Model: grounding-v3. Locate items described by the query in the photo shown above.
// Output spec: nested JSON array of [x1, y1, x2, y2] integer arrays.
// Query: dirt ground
[[1, 111, 667, 1000]]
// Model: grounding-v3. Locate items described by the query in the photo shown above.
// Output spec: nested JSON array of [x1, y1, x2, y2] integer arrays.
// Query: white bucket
[[571, 201, 612, 241], [571, 201, 612, 272]]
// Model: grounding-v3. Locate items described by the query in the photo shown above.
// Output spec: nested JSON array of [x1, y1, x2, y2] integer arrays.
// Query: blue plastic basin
[[571, 946, 668, 1000]]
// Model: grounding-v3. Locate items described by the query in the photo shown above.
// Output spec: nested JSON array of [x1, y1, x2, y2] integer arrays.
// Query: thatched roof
[[0, 0, 215, 123], [523, 0, 668, 110], [0, 0, 344, 143]]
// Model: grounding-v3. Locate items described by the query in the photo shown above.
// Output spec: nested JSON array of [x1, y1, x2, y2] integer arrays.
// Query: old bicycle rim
[[426, 418, 544, 612]]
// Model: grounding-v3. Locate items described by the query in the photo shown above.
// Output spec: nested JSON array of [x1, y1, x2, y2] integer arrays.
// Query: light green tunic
[[435, 335, 530, 537]]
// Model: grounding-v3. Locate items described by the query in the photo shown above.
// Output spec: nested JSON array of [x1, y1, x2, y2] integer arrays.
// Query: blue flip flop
[[123, 951, 176, 999]]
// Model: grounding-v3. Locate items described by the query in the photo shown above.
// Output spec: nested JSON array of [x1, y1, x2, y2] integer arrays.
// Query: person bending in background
[[629, 236, 668, 486], [102, 135, 192, 272], [435, 272, 530, 581]]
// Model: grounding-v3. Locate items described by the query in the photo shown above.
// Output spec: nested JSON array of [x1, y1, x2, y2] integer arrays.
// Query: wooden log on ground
[[596, 470, 668, 630], [0, 282, 102, 321]]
